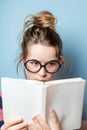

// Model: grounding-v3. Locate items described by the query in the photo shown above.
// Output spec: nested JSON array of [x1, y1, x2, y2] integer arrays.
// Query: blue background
[[0, 0, 87, 120]]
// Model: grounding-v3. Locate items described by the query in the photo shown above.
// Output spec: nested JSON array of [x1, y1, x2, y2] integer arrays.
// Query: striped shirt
[[0, 91, 4, 127]]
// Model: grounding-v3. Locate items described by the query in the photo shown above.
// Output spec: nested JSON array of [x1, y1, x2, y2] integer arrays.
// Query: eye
[[30, 61, 39, 66], [49, 62, 57, 66]]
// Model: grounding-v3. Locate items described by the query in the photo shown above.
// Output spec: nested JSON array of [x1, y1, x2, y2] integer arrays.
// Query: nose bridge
[[41, 64, 45, 68], [39, 64, 47, 75]]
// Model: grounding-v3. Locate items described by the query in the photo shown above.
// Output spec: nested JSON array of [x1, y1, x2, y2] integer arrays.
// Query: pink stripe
[[0, 109, 3, 120], [0, 91, 2, 97]]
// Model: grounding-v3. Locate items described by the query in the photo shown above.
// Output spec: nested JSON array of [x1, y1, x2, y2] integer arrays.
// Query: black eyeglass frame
[[24, 59, 61, 74]]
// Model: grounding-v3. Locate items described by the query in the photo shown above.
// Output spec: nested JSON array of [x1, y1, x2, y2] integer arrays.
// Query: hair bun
[[34, 11, 57, 31], [24, 11, 57, 32]]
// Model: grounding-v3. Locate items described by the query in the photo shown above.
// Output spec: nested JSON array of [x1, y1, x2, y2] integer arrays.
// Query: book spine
[[40, 86, 47, 120]]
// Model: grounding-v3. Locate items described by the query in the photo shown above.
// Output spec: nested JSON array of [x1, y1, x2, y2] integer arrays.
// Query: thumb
[[49, 109, 61, 130]]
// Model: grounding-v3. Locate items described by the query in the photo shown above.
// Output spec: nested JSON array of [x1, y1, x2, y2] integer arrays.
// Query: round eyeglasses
[[24, 59, 61, 74]]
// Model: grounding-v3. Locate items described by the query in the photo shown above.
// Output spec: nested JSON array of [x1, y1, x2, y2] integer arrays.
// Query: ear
[[59, 55, 64, 64]]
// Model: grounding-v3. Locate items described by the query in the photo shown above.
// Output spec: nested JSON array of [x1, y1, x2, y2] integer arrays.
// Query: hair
[[17, 10, 63, 72]]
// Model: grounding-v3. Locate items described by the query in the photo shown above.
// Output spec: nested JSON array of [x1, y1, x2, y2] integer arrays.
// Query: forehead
[[26, 44, 58, 61]]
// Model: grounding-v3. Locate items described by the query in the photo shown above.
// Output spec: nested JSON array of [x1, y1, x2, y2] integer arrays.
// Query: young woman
[[1, 10, 64, 130]]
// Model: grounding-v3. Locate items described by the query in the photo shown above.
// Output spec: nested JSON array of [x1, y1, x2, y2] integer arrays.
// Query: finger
[[1, 117, 28, 130], [28, 123, 37, 130], [1, 122, 28, 130], [49, 109, 61, 130], [32, 115, 50, 130], [32, 116, 42, 130], [2, 116, 23, 129], [8, 121, 28, 130]]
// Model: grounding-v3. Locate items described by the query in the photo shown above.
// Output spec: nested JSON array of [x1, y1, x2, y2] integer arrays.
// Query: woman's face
[[24, 44, 59, 82]]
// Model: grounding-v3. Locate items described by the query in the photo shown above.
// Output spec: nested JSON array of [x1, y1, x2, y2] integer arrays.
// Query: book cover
[[1, 77, 86, 130]]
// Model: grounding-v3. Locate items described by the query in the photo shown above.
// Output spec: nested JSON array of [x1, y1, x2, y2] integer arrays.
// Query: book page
[[46, 79, 86, 130], [1, 78, 46, 123]]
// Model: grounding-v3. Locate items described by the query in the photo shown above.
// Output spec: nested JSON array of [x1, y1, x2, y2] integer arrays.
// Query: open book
[[1, 77, 86, 130]]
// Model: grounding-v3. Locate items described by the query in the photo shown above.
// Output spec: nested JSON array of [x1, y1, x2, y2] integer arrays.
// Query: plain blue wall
[[0, 0, 87, 119]]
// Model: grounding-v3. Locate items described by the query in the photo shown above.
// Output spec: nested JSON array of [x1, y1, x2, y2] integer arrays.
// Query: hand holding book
[[28, 109, 61, 130]]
